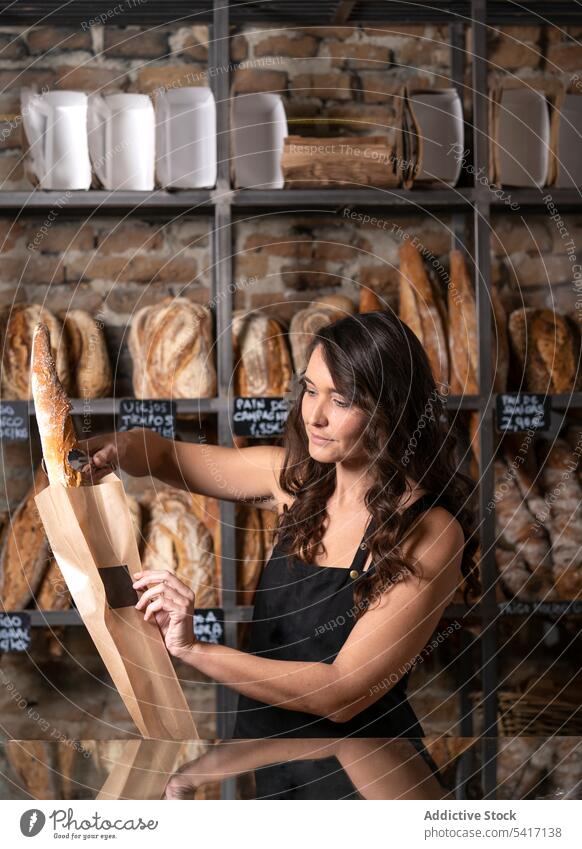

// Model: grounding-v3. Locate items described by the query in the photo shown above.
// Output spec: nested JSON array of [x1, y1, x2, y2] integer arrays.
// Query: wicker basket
[[472, 686, 582, 735]]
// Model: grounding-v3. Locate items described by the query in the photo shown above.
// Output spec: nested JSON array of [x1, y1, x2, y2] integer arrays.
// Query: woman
[[81, 310, 479, 738]]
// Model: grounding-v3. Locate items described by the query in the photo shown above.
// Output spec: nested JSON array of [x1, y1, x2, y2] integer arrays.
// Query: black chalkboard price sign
[[117, 399, 176, 439], [496, 393, 550, 433], [0, 612, 31, 652], [193, 608, 224, 645], [0, 400, 29, 442], [233, 397, 288, 437]]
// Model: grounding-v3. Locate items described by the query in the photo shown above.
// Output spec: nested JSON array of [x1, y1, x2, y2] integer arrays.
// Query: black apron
[[251, 738, 446, 799], [233, 492, 444, 739]]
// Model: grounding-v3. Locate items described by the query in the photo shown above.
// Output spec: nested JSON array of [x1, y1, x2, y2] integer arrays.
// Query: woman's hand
[[77, 428, 157, 483], [132, 569, 196, 659]]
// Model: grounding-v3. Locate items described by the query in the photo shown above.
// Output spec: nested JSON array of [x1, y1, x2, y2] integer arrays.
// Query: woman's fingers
[[133, 570, 194, 601], [143, 595, 166, 622], [135, 582, 189, 611]]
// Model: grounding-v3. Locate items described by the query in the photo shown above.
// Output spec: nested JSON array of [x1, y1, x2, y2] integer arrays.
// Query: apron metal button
[[349, 569, 359, 580]]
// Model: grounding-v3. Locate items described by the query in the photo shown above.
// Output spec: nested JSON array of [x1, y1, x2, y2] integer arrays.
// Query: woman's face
[[301, 345, 368, 462]]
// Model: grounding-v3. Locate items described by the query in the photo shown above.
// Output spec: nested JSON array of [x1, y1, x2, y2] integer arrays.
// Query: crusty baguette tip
[[31, 322, 82, 488]]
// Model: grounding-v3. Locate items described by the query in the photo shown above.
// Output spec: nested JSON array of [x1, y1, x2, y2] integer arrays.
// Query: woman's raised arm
[[80, 427, 284, 504]]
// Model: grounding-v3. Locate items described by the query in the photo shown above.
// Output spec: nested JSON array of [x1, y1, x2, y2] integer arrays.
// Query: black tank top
[[232, 492, 445, 739]]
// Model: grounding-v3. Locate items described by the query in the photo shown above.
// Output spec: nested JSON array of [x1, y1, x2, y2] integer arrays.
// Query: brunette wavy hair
[[273, 309, 480, 621]]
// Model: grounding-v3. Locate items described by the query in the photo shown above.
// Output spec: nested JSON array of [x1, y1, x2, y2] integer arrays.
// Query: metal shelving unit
[[2, 0, 582, 800]]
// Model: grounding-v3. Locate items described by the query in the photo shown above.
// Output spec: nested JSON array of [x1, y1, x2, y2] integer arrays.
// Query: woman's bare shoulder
[[403, 505, 465, 579]]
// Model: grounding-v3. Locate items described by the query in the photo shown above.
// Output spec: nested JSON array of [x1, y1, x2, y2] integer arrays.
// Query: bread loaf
[[190, 492, 221, 589], [448, 250, 478, 394], [289, 304, 343, 373], [31, 323, 81, 487], [399, 242, 449, 387], [1, 303, 70, 399], [232, 311, 293, 396], [538, 438, 582, 598], [532, 309, 578, 393], [236, 504, 264, 606], [143, 489, 218, 607], [494, 458, 555, 600], [128, 297, 216, 398], [312, 294, 356, 315], [358, 288, 383, 313], [0, 465, 51, 610], [61, 309, 112, 399], [491, 286, 509, 392], [508, 308, 578, 393]]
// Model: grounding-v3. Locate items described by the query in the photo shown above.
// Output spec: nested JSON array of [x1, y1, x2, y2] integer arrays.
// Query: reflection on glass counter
[[1, 737, 580, 800]]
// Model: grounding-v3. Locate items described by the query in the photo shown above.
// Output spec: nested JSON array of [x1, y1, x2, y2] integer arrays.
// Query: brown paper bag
[[96, 740, 184, 800], [35, 471, 198, 740]]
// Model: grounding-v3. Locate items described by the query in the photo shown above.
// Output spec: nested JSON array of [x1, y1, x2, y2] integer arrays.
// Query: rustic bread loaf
[[128, 297, 216, 398], [61, 309, 112, 399], [399, 242, 449, 386], [0, 465, 51, 610], [508, 308, 578, 393], [532, 309, 578, 393], [289, 304, 343, 373], [494, 457, 555, 600], [358, 288, 383, 313], [491, 286, 509, 392], [448, 250, 478, 394], [142, 489, 218, 607], [236, 504, 264, 607], [232, 311, 293, 396], [190, 491, 221, 591], [31, 323, 81, 488], [6, 741, 62, 799], [538, 438, 582, 598], [1, 303, 70, 399], [312, 294, 356, 315]]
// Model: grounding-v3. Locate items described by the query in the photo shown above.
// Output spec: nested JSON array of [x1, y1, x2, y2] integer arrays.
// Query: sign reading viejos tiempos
[[117, 398, 176, 439]]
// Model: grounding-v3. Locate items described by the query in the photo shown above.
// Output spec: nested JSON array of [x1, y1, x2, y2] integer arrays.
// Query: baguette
[[31, 323, 81, 487], [448, 250, 478, 394], [399, 242, 449, 386]]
